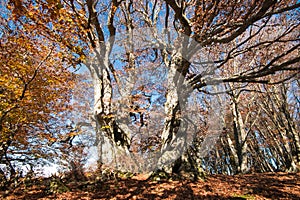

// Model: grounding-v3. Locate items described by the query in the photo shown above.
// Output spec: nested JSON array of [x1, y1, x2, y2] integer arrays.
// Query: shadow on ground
[[1, 172, 299, 199]]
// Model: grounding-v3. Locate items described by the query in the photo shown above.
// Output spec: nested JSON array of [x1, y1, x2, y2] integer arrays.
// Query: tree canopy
[[1, 0, 299, 183]]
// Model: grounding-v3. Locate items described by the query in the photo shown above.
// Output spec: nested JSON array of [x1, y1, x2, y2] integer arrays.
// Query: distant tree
[[254, 79, 300, 172]]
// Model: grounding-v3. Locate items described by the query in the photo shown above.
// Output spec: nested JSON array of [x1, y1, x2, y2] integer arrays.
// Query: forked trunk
[[158, 53, 192, 174], [231, 98, 249, 174], [90, 65, 131, 170]]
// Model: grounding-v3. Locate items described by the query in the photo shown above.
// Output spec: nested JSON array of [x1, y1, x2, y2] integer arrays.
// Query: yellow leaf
[[101, 125, 111, 129]]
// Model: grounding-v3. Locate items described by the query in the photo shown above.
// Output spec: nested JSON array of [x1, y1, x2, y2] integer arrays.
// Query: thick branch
[[164, 0, 192, 36]]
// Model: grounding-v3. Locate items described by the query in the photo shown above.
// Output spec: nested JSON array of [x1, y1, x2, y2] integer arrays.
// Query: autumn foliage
[[0, 1, 299, 196], [0, 3, 79, 179]]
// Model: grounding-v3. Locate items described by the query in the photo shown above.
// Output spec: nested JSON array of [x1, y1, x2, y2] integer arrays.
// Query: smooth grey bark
[[89, 64, 131, 167], [158, 54, 187, 173], [226, 82, 261, 174], [231, 96, 249, 174]]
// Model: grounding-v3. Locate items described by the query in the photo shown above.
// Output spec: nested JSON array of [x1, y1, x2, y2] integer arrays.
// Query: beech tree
[[0, 12, 78, 179], [254, 80, 300, 172], [199, 75, 299, 175], [0, 4, 97, 184], [6, 0, 300, 176]]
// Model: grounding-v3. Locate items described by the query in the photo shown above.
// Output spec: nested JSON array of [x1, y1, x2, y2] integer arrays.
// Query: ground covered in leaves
[[1, 172, 299, 199]]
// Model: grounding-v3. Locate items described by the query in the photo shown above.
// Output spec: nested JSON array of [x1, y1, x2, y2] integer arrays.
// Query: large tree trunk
[[231, 97, 249, 174], [89, 64, 131, 170], [157, 52, 194, 174], [230, 91, 250, 174], [225, 133, 240, 174]]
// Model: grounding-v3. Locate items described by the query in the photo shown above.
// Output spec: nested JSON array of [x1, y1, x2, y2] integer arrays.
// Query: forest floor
[[1, 172, 299, 200]]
